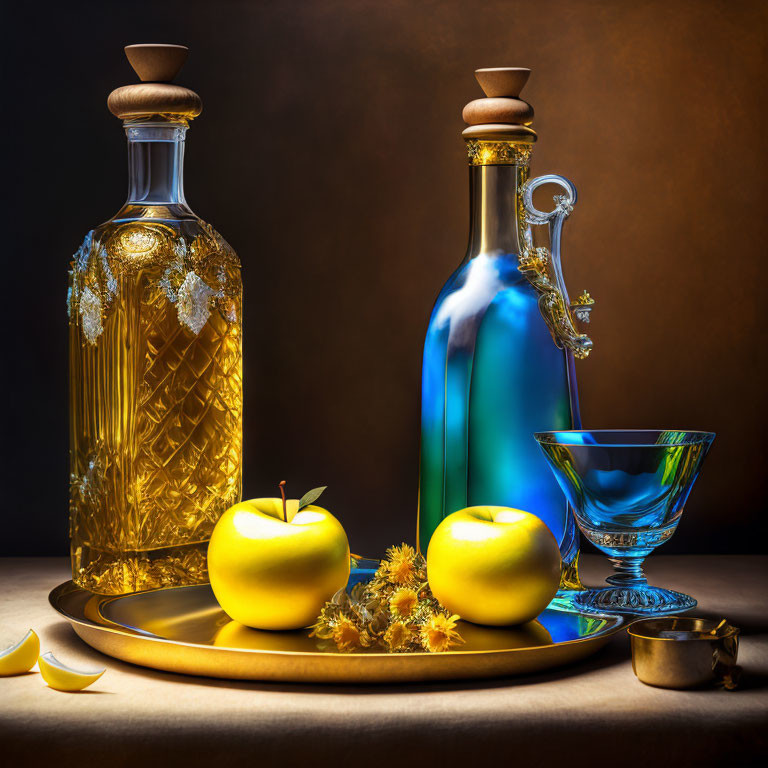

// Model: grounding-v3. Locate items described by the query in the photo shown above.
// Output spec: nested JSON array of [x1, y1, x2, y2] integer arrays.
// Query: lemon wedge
[[38, 652, 105, 691], [0, 629, 40, 675]]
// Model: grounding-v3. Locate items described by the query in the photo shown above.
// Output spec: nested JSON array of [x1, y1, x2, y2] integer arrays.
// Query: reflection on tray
[[214, 621, 321, 653], [88, 559, 614, 654], [458, 621, 552, 651], [100, 586, 610, 654], [50, 577, 624, 682], [212, 618, 556, 654]]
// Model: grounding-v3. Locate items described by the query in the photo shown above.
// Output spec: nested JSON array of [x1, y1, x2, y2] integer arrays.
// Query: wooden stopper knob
[[462, 66, 536, 140], [474, 67, 530, 98], [124, 44, 189, 82], [108, 44, 201, 120], [462, 97, 533, 126]]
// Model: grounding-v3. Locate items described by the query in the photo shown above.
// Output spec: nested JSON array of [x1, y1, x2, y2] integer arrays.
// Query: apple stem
[[279, 480, 287, 522]]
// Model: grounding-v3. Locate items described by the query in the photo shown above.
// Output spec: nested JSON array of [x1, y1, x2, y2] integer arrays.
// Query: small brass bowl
[[628, 617, 740, 690]]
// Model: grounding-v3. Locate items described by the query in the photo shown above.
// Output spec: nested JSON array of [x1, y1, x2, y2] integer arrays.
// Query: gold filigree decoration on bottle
[[571, 290, 595, 324], [466, 139, 533, 166], [516, 251, 592, 359], [515, 165, 594, 359]]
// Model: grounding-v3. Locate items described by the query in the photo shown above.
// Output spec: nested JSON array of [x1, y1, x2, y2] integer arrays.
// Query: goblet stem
[[606, 556, 648, 587]]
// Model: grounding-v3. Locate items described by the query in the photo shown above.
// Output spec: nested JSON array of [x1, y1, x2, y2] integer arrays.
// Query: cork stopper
[[107, 44, 202, 120], [125, 44, 189, 82], [462, 67, 536, 141]]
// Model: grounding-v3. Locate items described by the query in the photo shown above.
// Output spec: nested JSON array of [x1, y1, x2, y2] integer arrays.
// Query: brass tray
[[49, 561, 623, 683]]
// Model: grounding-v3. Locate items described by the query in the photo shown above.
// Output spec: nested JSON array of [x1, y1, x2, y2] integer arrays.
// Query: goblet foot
[[574, 585, 696, 616]]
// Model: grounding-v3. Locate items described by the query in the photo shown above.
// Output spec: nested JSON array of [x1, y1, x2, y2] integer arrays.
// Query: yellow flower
[[367, 577, 390, 598], [420, 613, 464, 653], [384, 621, 414, 652], [390, 587, 419, 618], [308, 607, 335, 640], [332, 617, 364, 652], [308, 621, 331, 640], [386, 544, 418, 585]]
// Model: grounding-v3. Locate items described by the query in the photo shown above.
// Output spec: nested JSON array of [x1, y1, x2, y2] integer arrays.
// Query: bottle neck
[[124, 120, 189, 207], [466, 163, 526, 257], [464, 140, 533, 258]]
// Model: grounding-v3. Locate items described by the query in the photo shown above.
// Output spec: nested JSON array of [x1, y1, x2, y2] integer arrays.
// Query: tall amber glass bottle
[[69, 45, 242, 594]]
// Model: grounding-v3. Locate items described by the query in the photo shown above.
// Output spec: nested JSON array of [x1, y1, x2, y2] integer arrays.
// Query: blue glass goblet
[[534, 430, 715, 616]]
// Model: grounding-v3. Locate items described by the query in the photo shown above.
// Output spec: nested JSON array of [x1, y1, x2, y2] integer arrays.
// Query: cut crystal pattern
[[69, 219, 243, 594], [73, 544, 210, 594], [79, 286, 103, 345], [70, 450, 106, 514], [176, 270, 216, 334], [222, 298, 238, 323]]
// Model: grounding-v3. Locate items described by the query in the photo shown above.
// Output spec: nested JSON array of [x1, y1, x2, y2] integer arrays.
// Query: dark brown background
[[2, 0, 765, 556]]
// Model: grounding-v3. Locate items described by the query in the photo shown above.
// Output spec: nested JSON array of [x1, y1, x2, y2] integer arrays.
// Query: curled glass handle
[[520, 174, 594, 359]]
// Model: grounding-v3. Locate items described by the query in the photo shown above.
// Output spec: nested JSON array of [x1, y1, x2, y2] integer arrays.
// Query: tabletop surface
[[1, 555, 766, 768]]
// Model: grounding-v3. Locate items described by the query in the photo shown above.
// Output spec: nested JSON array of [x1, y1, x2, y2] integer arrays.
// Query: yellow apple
[[426, 506, 561, 626], [208, 496, 350, 630]]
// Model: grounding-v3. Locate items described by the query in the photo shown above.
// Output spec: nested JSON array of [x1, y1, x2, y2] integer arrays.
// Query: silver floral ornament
[[79, 286, 103, 345], [176, 270, 216, 335]]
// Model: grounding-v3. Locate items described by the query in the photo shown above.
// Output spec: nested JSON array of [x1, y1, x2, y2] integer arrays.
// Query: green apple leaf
[[298, 486, 327, 511]]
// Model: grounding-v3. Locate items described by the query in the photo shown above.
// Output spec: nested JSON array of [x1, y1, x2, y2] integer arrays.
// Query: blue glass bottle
[[417, 68, 594, 594]]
